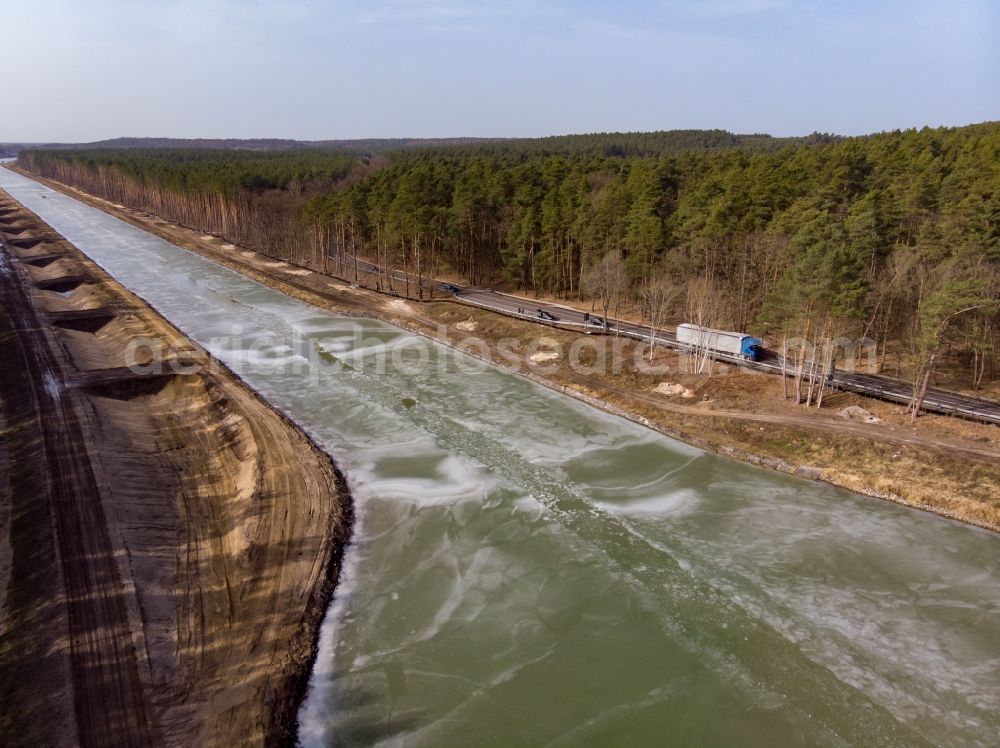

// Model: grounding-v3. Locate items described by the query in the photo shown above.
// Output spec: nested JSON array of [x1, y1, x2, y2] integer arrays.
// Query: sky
[[1, 0, 997, 141]]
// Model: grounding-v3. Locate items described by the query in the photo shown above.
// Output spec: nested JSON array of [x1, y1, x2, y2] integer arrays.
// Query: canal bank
[[0, 189, 352, 745]]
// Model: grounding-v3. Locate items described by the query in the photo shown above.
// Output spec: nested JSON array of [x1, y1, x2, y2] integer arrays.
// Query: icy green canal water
[[2, 167, 999, 746]]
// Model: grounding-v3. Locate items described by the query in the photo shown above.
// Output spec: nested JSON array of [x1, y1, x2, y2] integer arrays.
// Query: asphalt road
[[346, 257, 1000, 426]]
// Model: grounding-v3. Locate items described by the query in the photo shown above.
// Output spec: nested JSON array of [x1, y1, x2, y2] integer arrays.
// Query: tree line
[[18, 124, 1000, 396]]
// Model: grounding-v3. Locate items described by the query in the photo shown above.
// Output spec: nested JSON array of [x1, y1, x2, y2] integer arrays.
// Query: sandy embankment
[[0, 193, 352, 746]]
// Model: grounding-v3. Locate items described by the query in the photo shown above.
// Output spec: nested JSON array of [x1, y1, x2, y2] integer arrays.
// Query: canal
[[1, 167, 997, 746]]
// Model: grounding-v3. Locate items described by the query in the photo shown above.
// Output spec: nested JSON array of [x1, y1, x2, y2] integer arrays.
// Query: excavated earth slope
[[0, 191, 352, 747]]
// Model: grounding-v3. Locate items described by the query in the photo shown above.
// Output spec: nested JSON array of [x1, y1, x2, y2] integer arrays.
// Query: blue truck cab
[[741, 336, 763, 361]]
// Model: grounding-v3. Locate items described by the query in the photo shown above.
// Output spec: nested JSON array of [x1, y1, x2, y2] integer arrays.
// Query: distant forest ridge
[[22, 136, 507, 153], [6, 127, 834, 158], [9, 123, 1000, 159]]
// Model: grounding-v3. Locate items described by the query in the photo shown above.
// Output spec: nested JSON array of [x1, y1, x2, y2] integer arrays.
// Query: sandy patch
[[839, 405, 883, 424], [388, 298, 414, 314], [285, 269, 312, 276], [333, 284, 365, 296], [455, 318, 478, 332], [654, 382, 695, 398], [530, 351, 560, 363]]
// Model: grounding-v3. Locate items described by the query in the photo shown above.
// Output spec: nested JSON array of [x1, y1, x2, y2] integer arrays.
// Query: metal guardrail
[[333, 252, 1000, 426], [459, 288, 1000, 426]]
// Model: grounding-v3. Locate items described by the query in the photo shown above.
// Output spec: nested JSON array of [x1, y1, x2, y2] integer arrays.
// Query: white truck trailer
[[675, 323, 763, 361]]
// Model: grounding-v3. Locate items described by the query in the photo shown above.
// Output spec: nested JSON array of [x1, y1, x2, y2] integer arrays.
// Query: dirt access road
[[0, 192, 352, 746]]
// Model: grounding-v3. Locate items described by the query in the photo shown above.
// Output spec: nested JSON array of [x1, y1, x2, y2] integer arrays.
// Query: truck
[[675, 323, 763, 361]]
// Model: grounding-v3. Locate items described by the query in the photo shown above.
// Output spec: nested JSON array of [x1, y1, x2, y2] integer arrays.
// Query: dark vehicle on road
[[537, 309, 558, 321], [441, 283, 460, 293], [590, 316, 605, 327]]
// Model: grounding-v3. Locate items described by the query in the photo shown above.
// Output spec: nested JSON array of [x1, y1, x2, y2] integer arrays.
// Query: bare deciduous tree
[[684, 275, 725, 374], [581, 251, 626, 334], [640, 276, 678, 362]]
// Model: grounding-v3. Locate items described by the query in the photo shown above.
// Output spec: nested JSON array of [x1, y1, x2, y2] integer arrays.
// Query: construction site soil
[[0, 191, 352, 747]]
